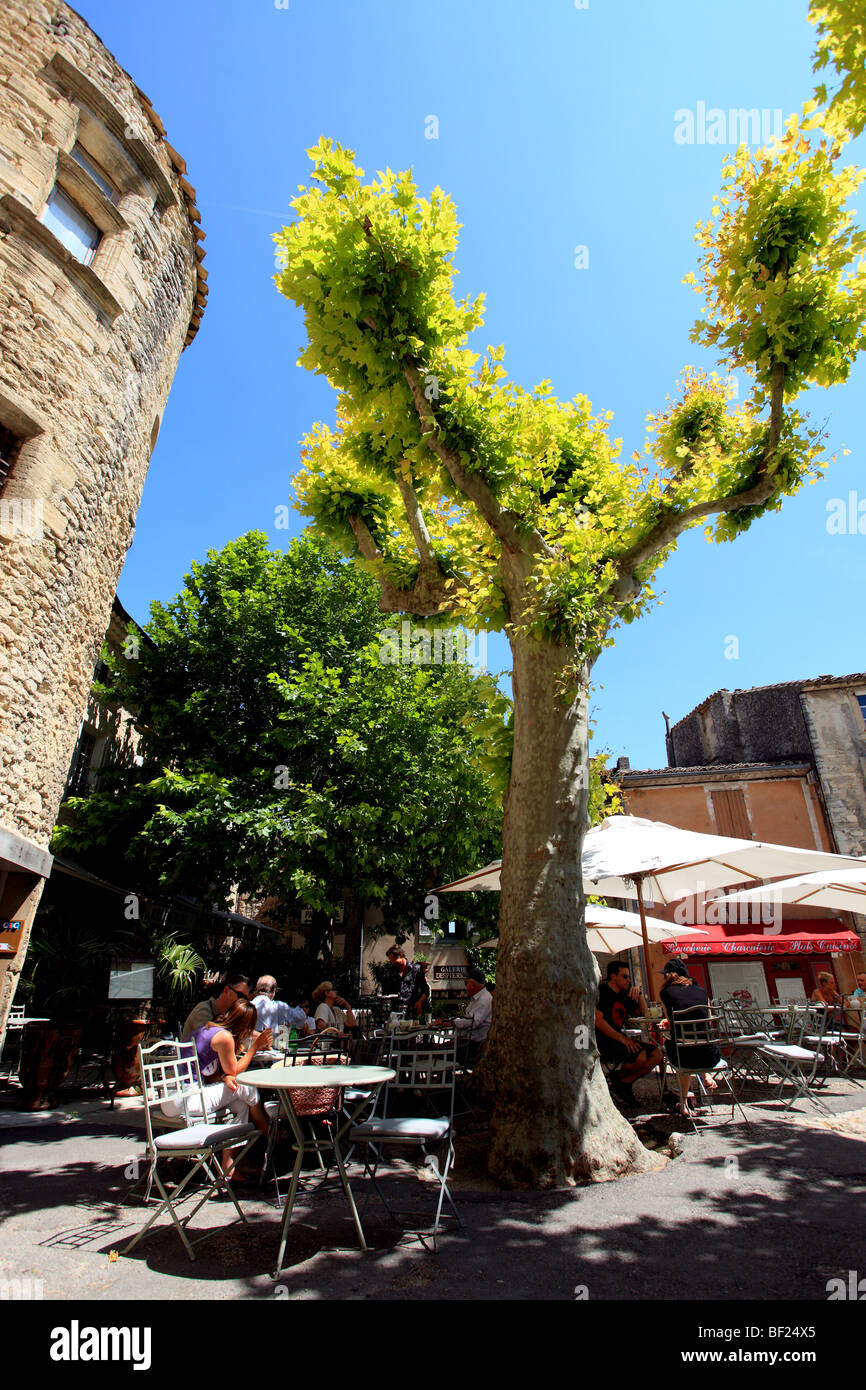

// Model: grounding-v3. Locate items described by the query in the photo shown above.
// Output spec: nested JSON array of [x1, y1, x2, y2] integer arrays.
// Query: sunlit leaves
[[689, 118, 866, 397], [810, 1, 866, 140]]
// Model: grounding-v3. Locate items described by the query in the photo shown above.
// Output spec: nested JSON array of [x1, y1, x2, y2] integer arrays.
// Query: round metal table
[[247, 1063, 395, 1278]]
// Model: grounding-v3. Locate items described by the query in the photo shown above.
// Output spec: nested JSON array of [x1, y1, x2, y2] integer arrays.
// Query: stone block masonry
[[0, 1, 206, 1036]]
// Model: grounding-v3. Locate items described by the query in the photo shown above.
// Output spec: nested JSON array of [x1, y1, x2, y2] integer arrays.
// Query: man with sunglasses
[[181, 972, 252, 1041]]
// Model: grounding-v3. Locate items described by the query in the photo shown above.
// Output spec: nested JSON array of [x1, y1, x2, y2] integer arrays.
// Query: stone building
[[613, 674, 866, 1003], [0, 1, 207, 1040], [666, 674, 866, 855]]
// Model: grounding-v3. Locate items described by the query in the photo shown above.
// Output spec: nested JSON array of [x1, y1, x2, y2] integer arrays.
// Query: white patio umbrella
[[721, 867, 866, 915], [437, 816, 866, 997], [436, 861, 502, 892], [582, 816, 866, 997], [582, 816, 866, 903], [479, 903, 708, 957]]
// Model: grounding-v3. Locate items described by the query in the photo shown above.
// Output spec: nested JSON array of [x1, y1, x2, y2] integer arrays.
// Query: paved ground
[[1, 1075, 865, 1302]]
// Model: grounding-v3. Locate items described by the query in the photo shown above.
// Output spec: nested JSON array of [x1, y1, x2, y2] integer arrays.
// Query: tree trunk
[[477, 633, 655, 1187]]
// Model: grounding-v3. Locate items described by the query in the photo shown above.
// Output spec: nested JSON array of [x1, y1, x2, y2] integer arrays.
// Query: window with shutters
[[710, 787, 751, 838]]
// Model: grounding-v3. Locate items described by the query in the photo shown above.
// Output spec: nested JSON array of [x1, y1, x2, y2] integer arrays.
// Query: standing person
[[383, 944, 428, 1017], [595, 961, 663, 1106], [658, 959, 720, 1117], [312, 981, 357, 1037], [181, 973, 252, 1041]]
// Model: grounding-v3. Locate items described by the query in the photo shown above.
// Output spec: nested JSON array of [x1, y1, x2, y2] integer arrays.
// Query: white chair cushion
[[154, 1121, 255, 1151], [760, 1044, 821, 1062], [350, 1116, 450, 1142]]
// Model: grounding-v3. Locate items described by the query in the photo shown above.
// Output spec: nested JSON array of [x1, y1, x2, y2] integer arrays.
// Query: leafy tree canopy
[[810, 0, 866, 140], [277, 123, 864, 674], [53, 532, 509, 930]]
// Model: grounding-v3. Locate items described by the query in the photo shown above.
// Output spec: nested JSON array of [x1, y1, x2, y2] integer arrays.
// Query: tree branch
[[393, 465, 445, 585], [607, 362, 787, 603], [347, 512, 452, 617], [403, 363, 543, 558]]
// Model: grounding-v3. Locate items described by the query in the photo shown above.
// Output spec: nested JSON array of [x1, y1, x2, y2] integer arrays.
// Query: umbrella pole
[[635, 877, 656, 1002]]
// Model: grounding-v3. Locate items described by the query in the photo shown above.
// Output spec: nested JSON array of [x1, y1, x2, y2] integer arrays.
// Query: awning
[[660, 918, 861, 957]]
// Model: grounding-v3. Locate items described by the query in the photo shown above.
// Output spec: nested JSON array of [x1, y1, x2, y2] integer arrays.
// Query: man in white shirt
[[252, 977, 315, 1035], [451, 968, 493, 1049]]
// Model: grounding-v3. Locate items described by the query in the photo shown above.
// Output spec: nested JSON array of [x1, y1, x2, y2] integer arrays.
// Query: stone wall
[[0, 1, 205, 1035], [0, 0, 202, 851], [800, 686, 866, 856], [669, 685, 813, 767]]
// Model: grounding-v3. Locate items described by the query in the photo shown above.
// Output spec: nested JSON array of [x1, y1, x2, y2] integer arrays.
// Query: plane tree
[[275, 47, 866, 1185]]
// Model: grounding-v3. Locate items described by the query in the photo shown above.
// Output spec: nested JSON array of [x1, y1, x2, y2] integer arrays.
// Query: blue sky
[[78, 0, 864, 771]]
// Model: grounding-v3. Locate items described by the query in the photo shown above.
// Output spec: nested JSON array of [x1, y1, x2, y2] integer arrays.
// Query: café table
[[246, 1063, 394, 1278], [0, 1016, 50, 1081], [624, 1017, 668, 1101]]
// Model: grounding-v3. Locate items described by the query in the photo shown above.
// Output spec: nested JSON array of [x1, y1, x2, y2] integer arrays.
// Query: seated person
[[311, 981, 357, 1039], [285, 992, 316, 1037], [810, 971, 843, 1010], [439, 969, 493, 1065], [595, 960, 663, 1105], [251, 976, 314, 1036], [252, 975, 291, 1031], [181, 972, 251, 1041], [163, 998, 273, 1179], [658, 959, 721, 1117]]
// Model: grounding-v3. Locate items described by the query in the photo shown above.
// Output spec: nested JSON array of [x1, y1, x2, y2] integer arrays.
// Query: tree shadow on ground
[[2, 1099, 864, 1301]]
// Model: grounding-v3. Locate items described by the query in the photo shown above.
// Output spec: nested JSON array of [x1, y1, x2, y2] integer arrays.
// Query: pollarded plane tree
[[274, 98, 866, 1185]]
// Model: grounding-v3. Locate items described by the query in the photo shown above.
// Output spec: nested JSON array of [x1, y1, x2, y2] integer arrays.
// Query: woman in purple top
[[163, 998, 273, 1178]]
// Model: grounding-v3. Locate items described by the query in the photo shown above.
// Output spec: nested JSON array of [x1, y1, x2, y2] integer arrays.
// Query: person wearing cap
[[450, 969, 493, 1052], [383, 944, 429, 1018], [659, 958, 720, 1116]]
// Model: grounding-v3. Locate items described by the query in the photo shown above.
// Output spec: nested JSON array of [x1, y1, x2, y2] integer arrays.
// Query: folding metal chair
[[758, 1006, 832, 1114], [804, 1004, 863, 1087], [666, 1006, 749, 1132], [120, 1041, 259, 1261], [349, 1037, 463, 1251], [0, 1004, 26, 1082]]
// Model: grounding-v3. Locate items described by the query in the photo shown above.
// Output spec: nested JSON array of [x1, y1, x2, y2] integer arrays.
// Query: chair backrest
[[138, 1040, 205, 1149], [383, 1037, 458, 1126], [669, 1005, 722, 1058], [8, 1003, 25, 1025]]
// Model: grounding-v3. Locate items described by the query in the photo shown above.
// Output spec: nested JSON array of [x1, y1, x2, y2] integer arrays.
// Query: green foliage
[[687, 120, 866, 401], [53, 532, 507, 930], [810, 0, 866, 140], [278, 123, 865, 657]]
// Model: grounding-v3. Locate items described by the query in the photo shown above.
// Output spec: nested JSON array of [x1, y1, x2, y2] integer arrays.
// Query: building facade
[[616, 674, 866, 1003], [0, 1, 206, 1040]]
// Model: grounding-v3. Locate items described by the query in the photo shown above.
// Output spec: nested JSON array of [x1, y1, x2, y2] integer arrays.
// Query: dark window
[[67, 730, 97, 796], [0, 424, 22, 495], [70, 144, 119, 204], [857, 695, 866, 724]]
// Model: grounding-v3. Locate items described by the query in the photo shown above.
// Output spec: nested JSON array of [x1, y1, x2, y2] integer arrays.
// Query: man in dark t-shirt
[[595, 960, 663, 1103]]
